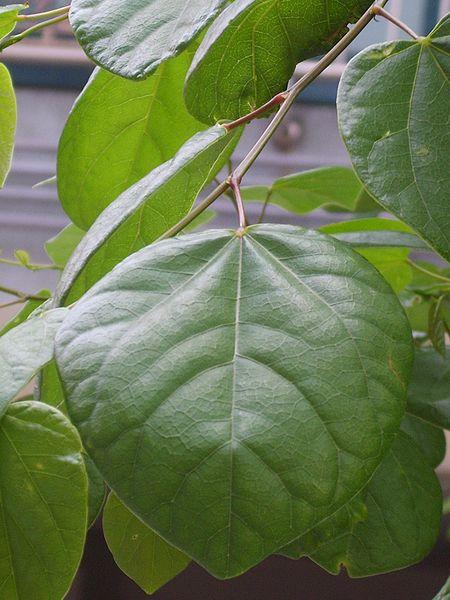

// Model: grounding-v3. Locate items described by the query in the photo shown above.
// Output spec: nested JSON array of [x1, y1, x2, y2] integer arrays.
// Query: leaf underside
[[56, 224, 412, 579]]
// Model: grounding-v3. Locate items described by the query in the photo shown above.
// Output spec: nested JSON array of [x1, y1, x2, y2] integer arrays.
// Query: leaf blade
[[103, 493, 190, 594], [56, 224, 412, 578]]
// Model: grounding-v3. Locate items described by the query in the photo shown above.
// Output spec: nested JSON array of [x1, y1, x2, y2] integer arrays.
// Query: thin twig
[[160, 1, 384, 238], [17, 6, 70, 21], [0, 257, 62, 271], [372, 6, 420, 40], [407, 259, 450, 283], [0, 13, 69, 51], [0, 284, 49, 302], [224, 93, 287, 131]]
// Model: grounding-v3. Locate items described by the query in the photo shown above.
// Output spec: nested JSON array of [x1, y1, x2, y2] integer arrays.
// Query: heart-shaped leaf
[[0, 63, 16, 187], [281, 433, 442, 576], [58, 43, 205, 230], [0, 307, 69, 418], [338, 15, 450, 262], [103, 493, 190, 594], [69, 0, 227, 79], [184, 0, 373, 123], [56, 224, 412, 578], [56, 126, 240, 305], [0, 401, 87, 599]]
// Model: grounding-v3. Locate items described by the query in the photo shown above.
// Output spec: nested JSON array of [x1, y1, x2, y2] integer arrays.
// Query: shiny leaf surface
[[69, 0, 227, 79]]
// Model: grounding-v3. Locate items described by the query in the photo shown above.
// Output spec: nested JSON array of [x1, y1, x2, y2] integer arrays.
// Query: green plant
[[0, 1, 449, 597]]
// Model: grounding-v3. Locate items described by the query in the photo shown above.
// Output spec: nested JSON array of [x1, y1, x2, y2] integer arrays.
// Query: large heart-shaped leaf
[[69, 0, 227, 79], [58, 43, 205, 230], [338, 15, 450, 262], [55, 126, 240, 305], [281, 433, 442, 576], [184, 0, 372, 123], [0, 63, 16, 187], [0, 401, 87, 599], [103, 493, 190, 594], [56, 224, 412, 578], [0, 308, 69, 418], [407, 347, 450, 429]]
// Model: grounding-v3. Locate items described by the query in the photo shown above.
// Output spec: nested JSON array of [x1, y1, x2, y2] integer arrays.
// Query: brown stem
[[228, 176, 247, 231], [224, 93, 287, 131], [372, 6, 420, 40]]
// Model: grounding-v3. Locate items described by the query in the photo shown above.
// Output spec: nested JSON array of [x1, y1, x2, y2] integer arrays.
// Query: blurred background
[[0, 1, 449, 598]]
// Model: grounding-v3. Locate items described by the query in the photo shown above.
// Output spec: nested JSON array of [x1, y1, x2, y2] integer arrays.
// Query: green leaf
[[0, 4, 25, 40], [56, 224, 412, 578], [85, 454, 106, 528], [0, 63, 16, 187], [321, 219, 416, 292], [407, 347, 450, 429], [182, 209, 216, 233], [281, 433, 442, 577], [69, 0, 227, 80], [45, 225, 85, 268], [55, 126, 240, 305], [58, 44, 206, 230], [13, 249, 30, 267], [338, 16, 450, 262], [429, 296, 447, 356], [0, 290, 51, 337], [0, 308, 69, 418], [434, 576, 450, 600], [35, 363, 106, 529], [401, 413, 446, 469], [103, 493, 190, 594], [185, 0, 373, 123], [241, 168, 380, 215], [0, 401, 87, 599]]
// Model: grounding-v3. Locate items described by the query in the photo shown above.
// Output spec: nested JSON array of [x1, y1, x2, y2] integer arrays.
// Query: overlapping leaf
[[0, 63, 16, 187], [242, 167, 379, 215], [58, 43, 206, 229], [103, 493, 190, 593], [407, 347, 450, 430], [281, 433, 442, 577], [69, 0, 227, 79], [56, 224, 412, 578], [0, 307, 68, 418], [401, 413, 446, 469], [55, 126, 240, 305], [338, 15, 450, 262], [0, 401, 87, 599], [185, 0, 373, 123], [45, 225, 85, 268]]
